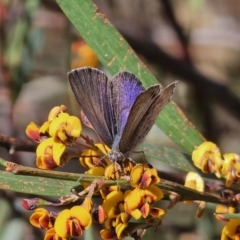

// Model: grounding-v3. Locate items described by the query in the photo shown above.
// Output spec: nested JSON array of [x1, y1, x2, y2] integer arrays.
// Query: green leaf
[[0, 171, 75, 197], [139, 142, 196, 172], [56, 0, 205, 154]]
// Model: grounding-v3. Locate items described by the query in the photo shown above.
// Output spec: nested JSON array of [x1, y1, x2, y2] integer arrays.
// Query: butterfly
[[68, 67, 177, 163]]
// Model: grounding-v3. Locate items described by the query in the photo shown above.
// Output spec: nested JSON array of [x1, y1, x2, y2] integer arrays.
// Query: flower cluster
[[26, 105, 81, 169], [192, 141, 240, 239], [192, 141, 240, 187], [25, 106, 165, 240], [29, 198, 92, 240], [100, 164, 164, 239], [24, 106, 240, 240]]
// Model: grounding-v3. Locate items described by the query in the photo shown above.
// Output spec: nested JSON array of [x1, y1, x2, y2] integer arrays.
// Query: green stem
[[0, 156, 228, 205]]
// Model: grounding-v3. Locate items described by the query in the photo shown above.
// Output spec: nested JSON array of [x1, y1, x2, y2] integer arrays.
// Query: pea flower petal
[[30, 208, 53, 230], [54, 206, 92, 238], [102, 190, 124, 218], [26, 122, 41, 142], [192, 141, 223, 178]]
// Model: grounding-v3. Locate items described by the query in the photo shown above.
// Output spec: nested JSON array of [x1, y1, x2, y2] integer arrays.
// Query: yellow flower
[[36, 139, 57, 169], [104, 163, 122, 180], [49, 112, 81, 144], [104, 217, 117, 229], [87, 166, 105, 176], [44, 228, 69, 240], [100, 185, 121, 200], [184, 172, 204, 192], [54, 206, 92, 238], [102, 190, 124, 218], [121, 158, 135, 176], [149, 207, 165, 218], [184, 172, 204, 204], [30, 208, 54, 230], [36, 137, 71, 169], [192, 141, 223, 178], [115, 222, 128, 239], [48, 105, 67, 122], [101, 223, 146, 240], [100, 229, 117, 240], [222, 153, 240, 187], [25, 122, 41, 142], [124, 186, 163, 219], [101, 224, 129, 240], [103, 212, 130, 235], [79, 143, 110, 169], [39, 121, 50, 136], [130, 164, 160, 188], [52, 140, 70, 166], [221, 219, 240, 240], [184, 172, 207, 217], [71, 41, 99, 69], [115, 212, 131, 226]]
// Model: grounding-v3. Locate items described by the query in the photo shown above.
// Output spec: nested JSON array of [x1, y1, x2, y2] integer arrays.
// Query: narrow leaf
[[0, 171, 75, 197], [56, 0, 205, 154], [139, 142, 196, 172]]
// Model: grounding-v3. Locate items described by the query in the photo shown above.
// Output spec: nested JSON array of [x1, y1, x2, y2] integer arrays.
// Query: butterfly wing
[[110, 71, 145, 148], [119, 81, 177, 152], [68, 67, 114, 147]]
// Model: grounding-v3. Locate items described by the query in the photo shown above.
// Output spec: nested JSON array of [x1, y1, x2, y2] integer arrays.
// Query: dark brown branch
[[41, 0, 62, 12], [0, 135, 37, 152], [161, 0, 191, 62]]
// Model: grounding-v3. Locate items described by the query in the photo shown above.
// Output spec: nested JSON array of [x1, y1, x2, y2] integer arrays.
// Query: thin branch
[[0, 134, 37, 152], [160, 0, 191, 62], [0, 156, 228, 204]]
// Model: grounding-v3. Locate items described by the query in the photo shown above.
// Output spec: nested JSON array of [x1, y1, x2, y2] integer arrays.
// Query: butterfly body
[[108, 148, 125, 163], [68, 67, 177, 163]]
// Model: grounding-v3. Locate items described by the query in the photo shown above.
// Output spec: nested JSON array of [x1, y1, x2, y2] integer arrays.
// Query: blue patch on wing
[[110, 72, 144, 148]]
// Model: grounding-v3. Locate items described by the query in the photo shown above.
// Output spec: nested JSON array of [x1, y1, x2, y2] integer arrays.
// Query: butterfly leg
[[132, 150, 153, 168]]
